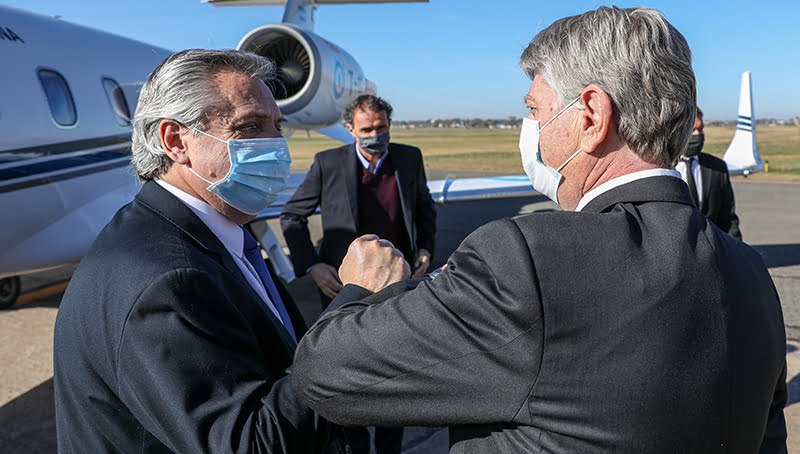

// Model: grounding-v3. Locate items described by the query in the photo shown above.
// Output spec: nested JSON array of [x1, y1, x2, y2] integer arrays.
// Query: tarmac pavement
[[1, 173, 798, 452]]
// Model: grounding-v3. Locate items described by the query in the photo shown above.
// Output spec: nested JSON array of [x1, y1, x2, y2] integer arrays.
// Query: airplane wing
[[252, 173, 535, 282], [316, 124, 355, 144]]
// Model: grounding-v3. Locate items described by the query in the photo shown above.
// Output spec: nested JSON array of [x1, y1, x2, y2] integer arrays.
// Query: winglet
[[722, 72, 764, 176]]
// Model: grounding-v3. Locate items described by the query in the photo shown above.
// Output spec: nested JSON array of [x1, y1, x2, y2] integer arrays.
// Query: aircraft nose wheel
[[0, 276, 21, 309]]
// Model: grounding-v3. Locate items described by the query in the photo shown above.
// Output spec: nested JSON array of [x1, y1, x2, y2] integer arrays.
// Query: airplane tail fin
[[722, 71, 763, 176]]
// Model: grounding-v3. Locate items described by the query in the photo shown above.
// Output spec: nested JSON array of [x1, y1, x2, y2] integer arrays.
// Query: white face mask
[[519, 97, 582, 205]]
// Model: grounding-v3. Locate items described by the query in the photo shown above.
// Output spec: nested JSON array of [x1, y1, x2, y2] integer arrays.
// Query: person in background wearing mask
[[54, 49, 338, 453], [290, 7, 787, 453], [281, 94, 436, 309], [676, 107, 742, 239], [280, 94, 436, 454]]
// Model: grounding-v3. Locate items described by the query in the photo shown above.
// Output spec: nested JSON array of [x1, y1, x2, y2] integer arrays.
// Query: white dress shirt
[[356, 143, 389, 174], [154, 179, 285, 325], [575, 168, 682, 212], [675, 155, 704, 206]]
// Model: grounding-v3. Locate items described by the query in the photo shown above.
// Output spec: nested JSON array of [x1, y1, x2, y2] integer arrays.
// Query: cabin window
[[38, 69, 77, 126], [102, 77, 131, 126]]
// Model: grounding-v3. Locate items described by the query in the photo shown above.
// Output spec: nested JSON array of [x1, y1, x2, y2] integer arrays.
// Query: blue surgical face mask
[[188, 129, 291, 215], [519, 97, 582, 206]]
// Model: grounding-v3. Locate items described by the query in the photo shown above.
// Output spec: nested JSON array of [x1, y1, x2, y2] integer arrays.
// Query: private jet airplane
[[0, 0, 424, 308], [0, 1, 763, 308]]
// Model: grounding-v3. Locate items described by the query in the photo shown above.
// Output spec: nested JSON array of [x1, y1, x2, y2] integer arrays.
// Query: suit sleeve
[[116, 269, 333, 453], [280, 154, 324, 275], [292, 218, 544, 427], [722, 171, 742, 241], [413, 148, 436, 257], [760, 363, 788, 453]]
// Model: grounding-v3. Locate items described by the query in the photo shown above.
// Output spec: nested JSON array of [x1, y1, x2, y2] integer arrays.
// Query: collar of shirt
[[154, 179, 286, 324], [575, 168, 681, 212], [154, 179, 243, 258], [355, 142, 389, 174]]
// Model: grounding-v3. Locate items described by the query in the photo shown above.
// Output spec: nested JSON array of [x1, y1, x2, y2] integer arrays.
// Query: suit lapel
[[390, 145, 415, 242], [136, 181, 299, 351], [344, 144, 360, 227], [698, 160, 713, 212]]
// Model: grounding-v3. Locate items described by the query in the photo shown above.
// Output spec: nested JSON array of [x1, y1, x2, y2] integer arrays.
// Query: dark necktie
[[241, 227, 297, 343], [681, 156, 699, 208]]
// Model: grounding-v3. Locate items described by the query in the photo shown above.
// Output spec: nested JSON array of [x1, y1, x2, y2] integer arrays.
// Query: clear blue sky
[[6, 0, 799, 121]]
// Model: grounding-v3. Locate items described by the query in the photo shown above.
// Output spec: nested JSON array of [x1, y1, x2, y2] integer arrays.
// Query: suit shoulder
[[389, 143, 422, 154], [698, 152, 729, 173], [317, 143, 353, 159]]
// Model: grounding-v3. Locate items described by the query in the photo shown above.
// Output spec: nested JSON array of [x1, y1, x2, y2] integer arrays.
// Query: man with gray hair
[[54, 49, 337, 453], [291, 7, 787, 452]]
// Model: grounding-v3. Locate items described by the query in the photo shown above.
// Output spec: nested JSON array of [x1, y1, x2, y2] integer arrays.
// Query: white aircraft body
[[722, 71, 764, 176], [0, 0, 426, 307]]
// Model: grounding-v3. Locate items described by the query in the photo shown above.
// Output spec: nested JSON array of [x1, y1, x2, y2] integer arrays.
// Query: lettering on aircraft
[[0, 26, 24, 43]]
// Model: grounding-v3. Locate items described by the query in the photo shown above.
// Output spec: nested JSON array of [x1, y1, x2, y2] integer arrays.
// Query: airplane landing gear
[[0, 276, 20, 309]]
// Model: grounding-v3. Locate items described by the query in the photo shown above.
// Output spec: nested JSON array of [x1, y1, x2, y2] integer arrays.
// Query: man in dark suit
[[677, 107, 742, 239], [281, 95, 435, 453], [54, 49, 336, 453], [280, 94, 436, 307], [291, 7, 787, 453]]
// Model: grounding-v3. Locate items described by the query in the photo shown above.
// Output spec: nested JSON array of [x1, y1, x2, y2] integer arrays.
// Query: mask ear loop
[[186, 127, 233, 187], [541, 96, 582, 130], [556, 148, 584, 172]]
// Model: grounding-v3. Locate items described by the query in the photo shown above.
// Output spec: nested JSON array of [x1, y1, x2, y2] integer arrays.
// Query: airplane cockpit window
[[38, 69, 77, 127], [102, 77, 131, 126]]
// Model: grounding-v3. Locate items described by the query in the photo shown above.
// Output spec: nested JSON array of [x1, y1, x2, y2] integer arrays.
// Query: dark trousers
[[346, 426, 403, 454]]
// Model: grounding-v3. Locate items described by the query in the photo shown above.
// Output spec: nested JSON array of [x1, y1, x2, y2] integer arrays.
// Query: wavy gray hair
[[131, 49, 276, 181], [520, 7, 696, 167]]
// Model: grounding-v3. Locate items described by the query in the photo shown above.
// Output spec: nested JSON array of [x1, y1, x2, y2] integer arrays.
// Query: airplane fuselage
[[0, 5, 171, 278]]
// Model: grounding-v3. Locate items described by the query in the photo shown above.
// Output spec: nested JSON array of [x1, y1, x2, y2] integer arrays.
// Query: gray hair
[[131, 49, 276, 181], [520, 6, 696, 167]]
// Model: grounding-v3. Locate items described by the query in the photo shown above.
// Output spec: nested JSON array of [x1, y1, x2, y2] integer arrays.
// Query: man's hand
[[339, 235, 411, 293], [309, 263, 343, 299], [411, 249, 431, 278]]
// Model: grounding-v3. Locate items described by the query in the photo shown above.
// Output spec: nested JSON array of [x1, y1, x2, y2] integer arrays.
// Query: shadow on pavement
[[0, 378, 56, 453], [751, 244, 800, 269]]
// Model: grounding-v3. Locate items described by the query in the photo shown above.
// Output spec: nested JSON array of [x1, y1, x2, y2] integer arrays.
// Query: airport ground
[[1, 171, 799, 452]]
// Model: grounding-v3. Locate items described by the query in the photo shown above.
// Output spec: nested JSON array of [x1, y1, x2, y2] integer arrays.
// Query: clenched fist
[[338, 235, 411, 293]]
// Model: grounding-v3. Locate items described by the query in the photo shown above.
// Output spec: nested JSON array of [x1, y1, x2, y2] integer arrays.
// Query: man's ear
[[577, 84, 613, 154], [159, 119, 190, 165], [345, 123, 358, 139]]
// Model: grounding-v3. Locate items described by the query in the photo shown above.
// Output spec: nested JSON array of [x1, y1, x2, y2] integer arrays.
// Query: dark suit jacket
[[292, 176, 787, 453], [54, 181, 333, 453], [280, 143, 436, 275], [698, 152, 742, 240]]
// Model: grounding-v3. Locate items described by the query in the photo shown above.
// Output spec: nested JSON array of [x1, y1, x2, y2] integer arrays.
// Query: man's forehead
[[207, 76, 278, 124], [355, 107, 387, 117]]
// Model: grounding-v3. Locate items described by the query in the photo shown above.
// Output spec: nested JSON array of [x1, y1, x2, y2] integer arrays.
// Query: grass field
[[287, 125, 800, 176]]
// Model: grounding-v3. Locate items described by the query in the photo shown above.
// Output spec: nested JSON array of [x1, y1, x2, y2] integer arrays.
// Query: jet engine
[[238, 24, 375, 130]]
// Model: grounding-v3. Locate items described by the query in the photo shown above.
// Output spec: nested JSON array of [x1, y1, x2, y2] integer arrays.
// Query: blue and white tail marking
[[723, 71, 764, 176]]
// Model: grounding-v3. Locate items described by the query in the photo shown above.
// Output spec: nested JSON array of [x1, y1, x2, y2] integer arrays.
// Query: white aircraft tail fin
[[722, 71, 763, 176]]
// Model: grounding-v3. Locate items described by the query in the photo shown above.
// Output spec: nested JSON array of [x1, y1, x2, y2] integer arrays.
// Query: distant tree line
[[393, 117, 521, 129], [391, 117, 800, 129]]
